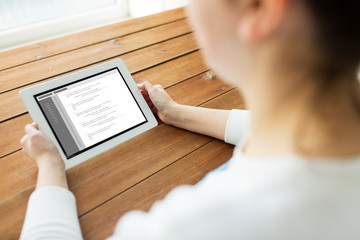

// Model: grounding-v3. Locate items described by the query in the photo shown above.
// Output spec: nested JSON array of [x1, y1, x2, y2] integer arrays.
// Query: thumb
[[32, 122, 39, 129], [143, 81, 155, 93], [25, 123, 39, 136]]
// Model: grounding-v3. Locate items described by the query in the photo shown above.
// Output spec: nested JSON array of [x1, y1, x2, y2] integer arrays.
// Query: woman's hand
[[21, 122, 64, 169], [138, 81, 231, 140], [21, 122, 68, 189], [138, 81, 179, 124]]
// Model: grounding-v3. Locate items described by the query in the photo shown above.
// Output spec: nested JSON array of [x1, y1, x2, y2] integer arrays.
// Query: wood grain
[[0, 86, 244, 240], [202, 88, 246, 110], [0, 7, 247, 240], [0, 8, 186, 71], [0, 50, 208, 158], [80, 140, 234, 240], [0, 125, 210, 240], [0, 33, 198, 123], [0, 72, 232, 198], [0, 19, 192, 94], [133, 51, 207, 85], [0, 187, 34, 240]]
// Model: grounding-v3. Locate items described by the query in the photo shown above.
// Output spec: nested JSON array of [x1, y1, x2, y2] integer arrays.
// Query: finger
[[141, 91, 151, 102], [137, 83, 145, 91], [147, 102, 154, 109], [145, 97, 153, 107], [140, 89, 150, 98], [140, 87, 149, 94], [20, 135, 27, 146], [143, 81, 155, 93], [32, 122, 39, 129], [151, 105, 158, 113], [25, 123, 39, 136]]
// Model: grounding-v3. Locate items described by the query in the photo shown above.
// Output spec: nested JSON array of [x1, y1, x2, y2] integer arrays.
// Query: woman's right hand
[[20, 122, 68, 189], [20, 122, 64, 170], [137, 81, 179, 124]]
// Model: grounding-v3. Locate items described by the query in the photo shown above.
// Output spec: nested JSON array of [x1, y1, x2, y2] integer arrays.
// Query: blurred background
[[0, 0, 188, 51]]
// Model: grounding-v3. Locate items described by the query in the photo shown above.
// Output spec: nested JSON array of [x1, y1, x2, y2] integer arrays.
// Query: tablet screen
[[34, 68, 147, 159]]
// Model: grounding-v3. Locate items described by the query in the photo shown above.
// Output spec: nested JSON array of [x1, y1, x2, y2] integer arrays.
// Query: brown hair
[[305, 0, 360, 113], [304, 0, 360, 77], [294, 0, 360, 154]]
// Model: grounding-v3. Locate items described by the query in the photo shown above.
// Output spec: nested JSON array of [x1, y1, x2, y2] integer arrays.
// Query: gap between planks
[[0, 89, 244, 240], [0, 51, 211, 158], [80, 139, 234, 240], [0, 19, 193, 94], [0, 8, 186, 72], [0, 33, 199, 123], [78, 139, 215, 218], [0, 76, 238, 199]]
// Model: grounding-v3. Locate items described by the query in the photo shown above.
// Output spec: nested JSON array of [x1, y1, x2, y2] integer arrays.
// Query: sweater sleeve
[[20, 186, 82, 240], [224, 109, 251, 145]]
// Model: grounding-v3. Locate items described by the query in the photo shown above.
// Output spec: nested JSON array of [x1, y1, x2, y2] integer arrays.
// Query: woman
[[20, 0, 360, 239]]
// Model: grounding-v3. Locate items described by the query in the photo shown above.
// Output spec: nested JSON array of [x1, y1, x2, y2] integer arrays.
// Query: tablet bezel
[[20, 58, 158, 169]]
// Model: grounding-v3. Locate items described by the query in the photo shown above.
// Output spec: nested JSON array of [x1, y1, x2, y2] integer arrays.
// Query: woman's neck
[[243, 71, 360, 159]]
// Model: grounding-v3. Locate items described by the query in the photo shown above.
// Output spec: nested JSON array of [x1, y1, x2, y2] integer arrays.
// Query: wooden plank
[[0, 84, 243, 240], [0, 187, 33, 240], [0, 51, 208, 158], [201, 88, 246, 110], [0, 88, 244, 199], [0, 33, 198, 122], [0, 72, 232, 196], [68, 127, 210, 215], [0, 150, 37, 198], [120, 34, 197, 74], [133, 51, 207, 85], [166, 75, 233, 107], [0, 8, 186, 71], [0, 126, 210, 240], [0, 19, 192, 94], [80, 140, 234, 240], [0, 114, 32, 158]]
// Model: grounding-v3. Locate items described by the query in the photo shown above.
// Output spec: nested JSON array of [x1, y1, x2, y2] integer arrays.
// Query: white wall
[[0, 0, 188, 52]]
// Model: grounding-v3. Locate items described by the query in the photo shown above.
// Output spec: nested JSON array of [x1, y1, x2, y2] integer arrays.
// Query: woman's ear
[[237, 0, 288, 42]]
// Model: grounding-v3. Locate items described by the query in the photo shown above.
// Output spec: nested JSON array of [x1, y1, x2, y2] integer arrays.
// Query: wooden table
[[0, 8, 245, 239]]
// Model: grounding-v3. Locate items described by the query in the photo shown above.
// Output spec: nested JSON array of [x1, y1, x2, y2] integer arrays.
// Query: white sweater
[[20, 110, 360, 240]]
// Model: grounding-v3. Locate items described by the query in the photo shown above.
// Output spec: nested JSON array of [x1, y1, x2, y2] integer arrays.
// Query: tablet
[[20, 59, 158, 169]]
